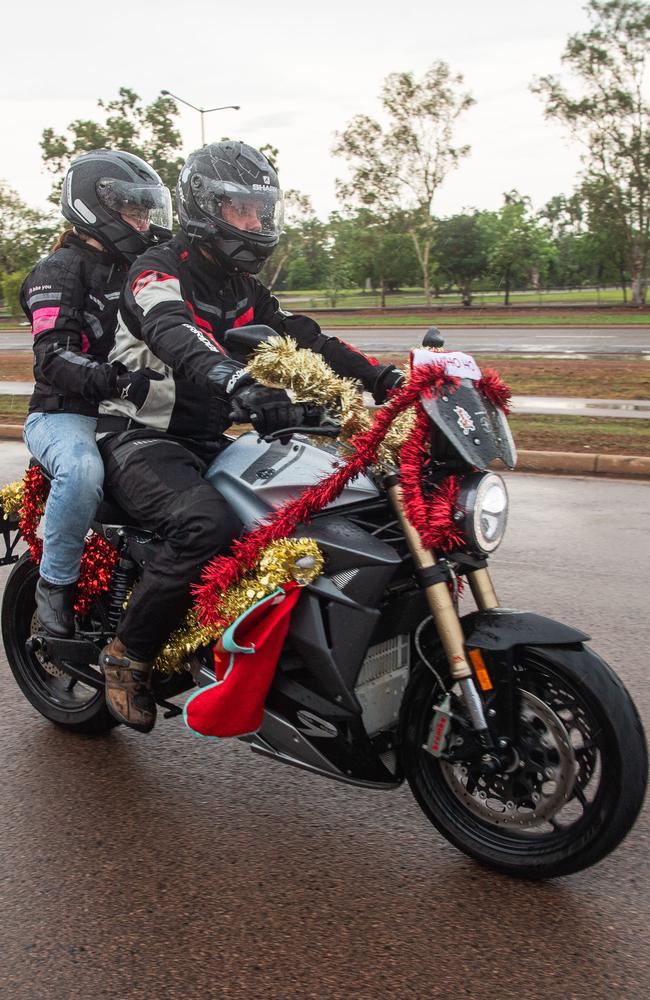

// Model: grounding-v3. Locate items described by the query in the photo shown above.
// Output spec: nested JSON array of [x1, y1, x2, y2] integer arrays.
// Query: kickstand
[[156, 697, 183, 719]]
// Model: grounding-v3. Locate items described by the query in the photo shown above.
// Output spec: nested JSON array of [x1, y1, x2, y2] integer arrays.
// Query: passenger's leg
[[23, 411, 104, 636]]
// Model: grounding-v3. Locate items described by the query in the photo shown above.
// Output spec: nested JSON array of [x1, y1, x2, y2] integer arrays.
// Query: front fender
[[461, 609, 589, 651]]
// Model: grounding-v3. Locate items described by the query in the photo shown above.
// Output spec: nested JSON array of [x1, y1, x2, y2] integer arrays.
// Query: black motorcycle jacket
[[98, 234, 382, 443], [21, 233, 128, 417]]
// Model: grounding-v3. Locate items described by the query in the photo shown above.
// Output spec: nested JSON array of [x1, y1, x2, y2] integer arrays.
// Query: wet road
[[2, 325, 650, 354], [1, 441, 649, 999]]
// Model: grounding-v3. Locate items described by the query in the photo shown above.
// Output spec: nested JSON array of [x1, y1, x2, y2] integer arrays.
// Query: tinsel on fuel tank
[[194, 360, 457, 631]]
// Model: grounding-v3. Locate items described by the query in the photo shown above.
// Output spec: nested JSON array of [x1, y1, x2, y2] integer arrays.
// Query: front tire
[[400, 640, 647, 879], [1, 552, 118, 735]]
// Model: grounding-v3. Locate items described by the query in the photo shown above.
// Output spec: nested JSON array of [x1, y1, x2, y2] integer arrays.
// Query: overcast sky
[[1, 0, 597, 221]]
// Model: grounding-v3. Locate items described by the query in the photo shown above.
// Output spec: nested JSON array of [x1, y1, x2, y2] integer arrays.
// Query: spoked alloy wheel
[[400, 643, 647, 878], [2, 553, 117, 734]]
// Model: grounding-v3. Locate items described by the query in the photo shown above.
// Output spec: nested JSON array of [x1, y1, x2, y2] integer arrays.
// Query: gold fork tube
[[387, 482, 472, 682], [466, 568, 499, 611]]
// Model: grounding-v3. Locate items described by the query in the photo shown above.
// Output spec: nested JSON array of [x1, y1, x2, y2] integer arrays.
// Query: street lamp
[[160, 90, 240, 147]]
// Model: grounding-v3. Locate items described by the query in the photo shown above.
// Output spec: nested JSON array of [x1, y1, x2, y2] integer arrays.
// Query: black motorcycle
[[1, 327, 646, 879]]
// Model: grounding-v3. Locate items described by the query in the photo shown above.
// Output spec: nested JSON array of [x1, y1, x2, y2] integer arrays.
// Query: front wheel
[[1, 552, 118, 735], [400, 641, 647, 879]]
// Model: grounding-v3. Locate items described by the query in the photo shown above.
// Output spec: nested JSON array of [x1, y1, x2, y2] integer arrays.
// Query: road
[[1, 441, 649, 999], [2, 325, 650, 354]]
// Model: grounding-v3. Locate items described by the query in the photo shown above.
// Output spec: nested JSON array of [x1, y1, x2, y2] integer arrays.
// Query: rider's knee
[[60, 452, 104, 500]]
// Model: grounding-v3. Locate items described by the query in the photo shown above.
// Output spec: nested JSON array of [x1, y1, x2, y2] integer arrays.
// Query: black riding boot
[[35, 578, 76, 637]]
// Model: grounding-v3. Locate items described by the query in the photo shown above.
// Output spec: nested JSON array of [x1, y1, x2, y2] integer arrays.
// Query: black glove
[[115, 368, 165, 409], [372, 364, 405, 404], [230, 382, 307, 437]]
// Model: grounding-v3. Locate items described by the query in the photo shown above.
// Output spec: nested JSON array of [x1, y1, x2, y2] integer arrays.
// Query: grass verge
[[0, 395, 647, 456], [306, 310, 650, 328]]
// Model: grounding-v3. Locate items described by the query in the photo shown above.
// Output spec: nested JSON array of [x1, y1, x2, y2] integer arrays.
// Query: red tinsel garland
[[478, 367, 512, 415], [399, 404, 466, 553], [19, 466, 118, 616], [19, 466, 49, 564], [194, 362, 459, 631]]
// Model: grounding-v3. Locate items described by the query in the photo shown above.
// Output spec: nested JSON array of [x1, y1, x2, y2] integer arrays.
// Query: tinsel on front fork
[[386, 479, 495, 744]]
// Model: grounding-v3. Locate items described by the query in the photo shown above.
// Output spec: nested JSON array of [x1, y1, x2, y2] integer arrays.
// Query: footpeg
[[156, 697, 183, 719]]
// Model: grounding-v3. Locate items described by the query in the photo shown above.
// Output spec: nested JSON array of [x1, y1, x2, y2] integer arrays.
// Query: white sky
[[0, 0, 594, 221]]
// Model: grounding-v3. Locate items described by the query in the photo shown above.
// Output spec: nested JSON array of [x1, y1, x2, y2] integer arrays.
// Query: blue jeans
[[23, 412, 104, 585]]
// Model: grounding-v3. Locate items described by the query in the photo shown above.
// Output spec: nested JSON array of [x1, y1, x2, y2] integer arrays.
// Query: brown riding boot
[[99, 637, 157, 733]]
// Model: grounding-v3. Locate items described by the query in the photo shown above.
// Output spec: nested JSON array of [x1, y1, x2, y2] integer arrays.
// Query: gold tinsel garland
[[154, 537, 323, 673], [246, 336, 414, 466], [0, 480, 24, 521]]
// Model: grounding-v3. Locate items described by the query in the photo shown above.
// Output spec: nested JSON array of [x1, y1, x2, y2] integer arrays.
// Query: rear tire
[[400, 640, 647, 879], [1, 552, 118, 735]]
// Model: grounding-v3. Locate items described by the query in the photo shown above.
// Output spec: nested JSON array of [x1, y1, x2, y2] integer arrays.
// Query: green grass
[[0, 396, 28, 420], [509, 414, 650, 456], [277, 286, 637, 308], [306, 311, 650, 327]]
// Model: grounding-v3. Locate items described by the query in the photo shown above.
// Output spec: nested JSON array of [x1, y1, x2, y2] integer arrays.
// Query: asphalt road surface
[[2, 325, 650, 354], [1, 441, 649, 1000]]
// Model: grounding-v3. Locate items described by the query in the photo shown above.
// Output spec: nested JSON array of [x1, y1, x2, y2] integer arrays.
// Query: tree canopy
[[532, 0, 650, 305], [40, 87, 184, 202], [333, 62, 474, 304]]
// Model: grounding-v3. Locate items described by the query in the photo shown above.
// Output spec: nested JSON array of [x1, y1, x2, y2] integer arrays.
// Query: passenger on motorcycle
[[21, 150, 172, 639], [96, 140, 405, 732]]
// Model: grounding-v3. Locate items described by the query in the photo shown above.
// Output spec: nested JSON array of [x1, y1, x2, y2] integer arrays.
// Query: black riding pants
[[99, 431, 240, 661]]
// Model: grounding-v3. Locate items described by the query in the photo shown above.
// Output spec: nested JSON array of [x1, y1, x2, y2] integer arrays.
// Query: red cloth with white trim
[[184, 582, 301, 738]]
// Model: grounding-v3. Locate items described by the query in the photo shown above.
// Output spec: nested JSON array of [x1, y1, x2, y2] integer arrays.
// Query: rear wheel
[[400, 639, 647, 879], [1, 553, 117, 734]]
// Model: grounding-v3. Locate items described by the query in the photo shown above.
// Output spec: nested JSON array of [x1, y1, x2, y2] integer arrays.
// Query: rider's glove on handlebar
[[115, 368, 165, 408], [372, 364, 405, 404], [229, 383, 307, 436]]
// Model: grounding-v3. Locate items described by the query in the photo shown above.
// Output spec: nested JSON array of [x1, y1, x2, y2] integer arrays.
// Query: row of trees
[[258, 185, 633, 305], [1, 0, 648, 305]]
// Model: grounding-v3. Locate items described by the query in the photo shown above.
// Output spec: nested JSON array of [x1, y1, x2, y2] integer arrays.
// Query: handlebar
[[263, 421, 342, 442]]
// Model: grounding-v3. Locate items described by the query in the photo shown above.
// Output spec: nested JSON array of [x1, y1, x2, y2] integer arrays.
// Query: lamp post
[[160, 90, 240, 146]]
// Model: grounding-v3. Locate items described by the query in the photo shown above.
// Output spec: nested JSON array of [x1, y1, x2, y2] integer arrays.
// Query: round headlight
[[456, 472, 509, 554]]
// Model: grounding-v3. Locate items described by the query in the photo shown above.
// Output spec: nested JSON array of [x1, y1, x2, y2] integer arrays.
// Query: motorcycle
[[1, 326, 646, 879]]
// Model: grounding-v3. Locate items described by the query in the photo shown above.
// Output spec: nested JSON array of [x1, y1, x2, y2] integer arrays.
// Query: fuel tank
[[205, 432, 379, 528]]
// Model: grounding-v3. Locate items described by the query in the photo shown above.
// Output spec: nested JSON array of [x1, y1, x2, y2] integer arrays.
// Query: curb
[[510, 449, 650, 479], [2, 423, 649, 480]]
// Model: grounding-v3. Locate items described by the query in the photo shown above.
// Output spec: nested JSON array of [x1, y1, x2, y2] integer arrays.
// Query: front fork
[[387, 480, 499, 746]]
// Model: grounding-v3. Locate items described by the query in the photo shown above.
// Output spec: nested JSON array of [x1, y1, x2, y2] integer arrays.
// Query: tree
[[580, 175, 633, 296], [532, 1, 650, 305], [433, 212, 490, 305], [332, 62, 474, 304], [0, 182, 57, 275], [327, 210, 419, 305], [40, 87, 184, 202], [484, 193, 554, 304], [261, 189, 320, 290]]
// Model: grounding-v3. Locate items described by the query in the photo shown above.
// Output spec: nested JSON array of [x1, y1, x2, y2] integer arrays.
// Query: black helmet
[[61, 149, 173, 263], [176, 141, 284, 274]]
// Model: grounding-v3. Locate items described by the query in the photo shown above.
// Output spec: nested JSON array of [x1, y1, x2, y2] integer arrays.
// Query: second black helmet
[[61, 149, 173, 263]]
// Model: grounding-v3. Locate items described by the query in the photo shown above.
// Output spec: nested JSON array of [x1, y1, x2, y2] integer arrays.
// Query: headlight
[[455, 472, 509, 554]]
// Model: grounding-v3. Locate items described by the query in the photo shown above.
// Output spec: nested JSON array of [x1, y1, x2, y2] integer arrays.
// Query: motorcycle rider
[[96, 140, 405, 733], [21, 150, 173, 638]]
